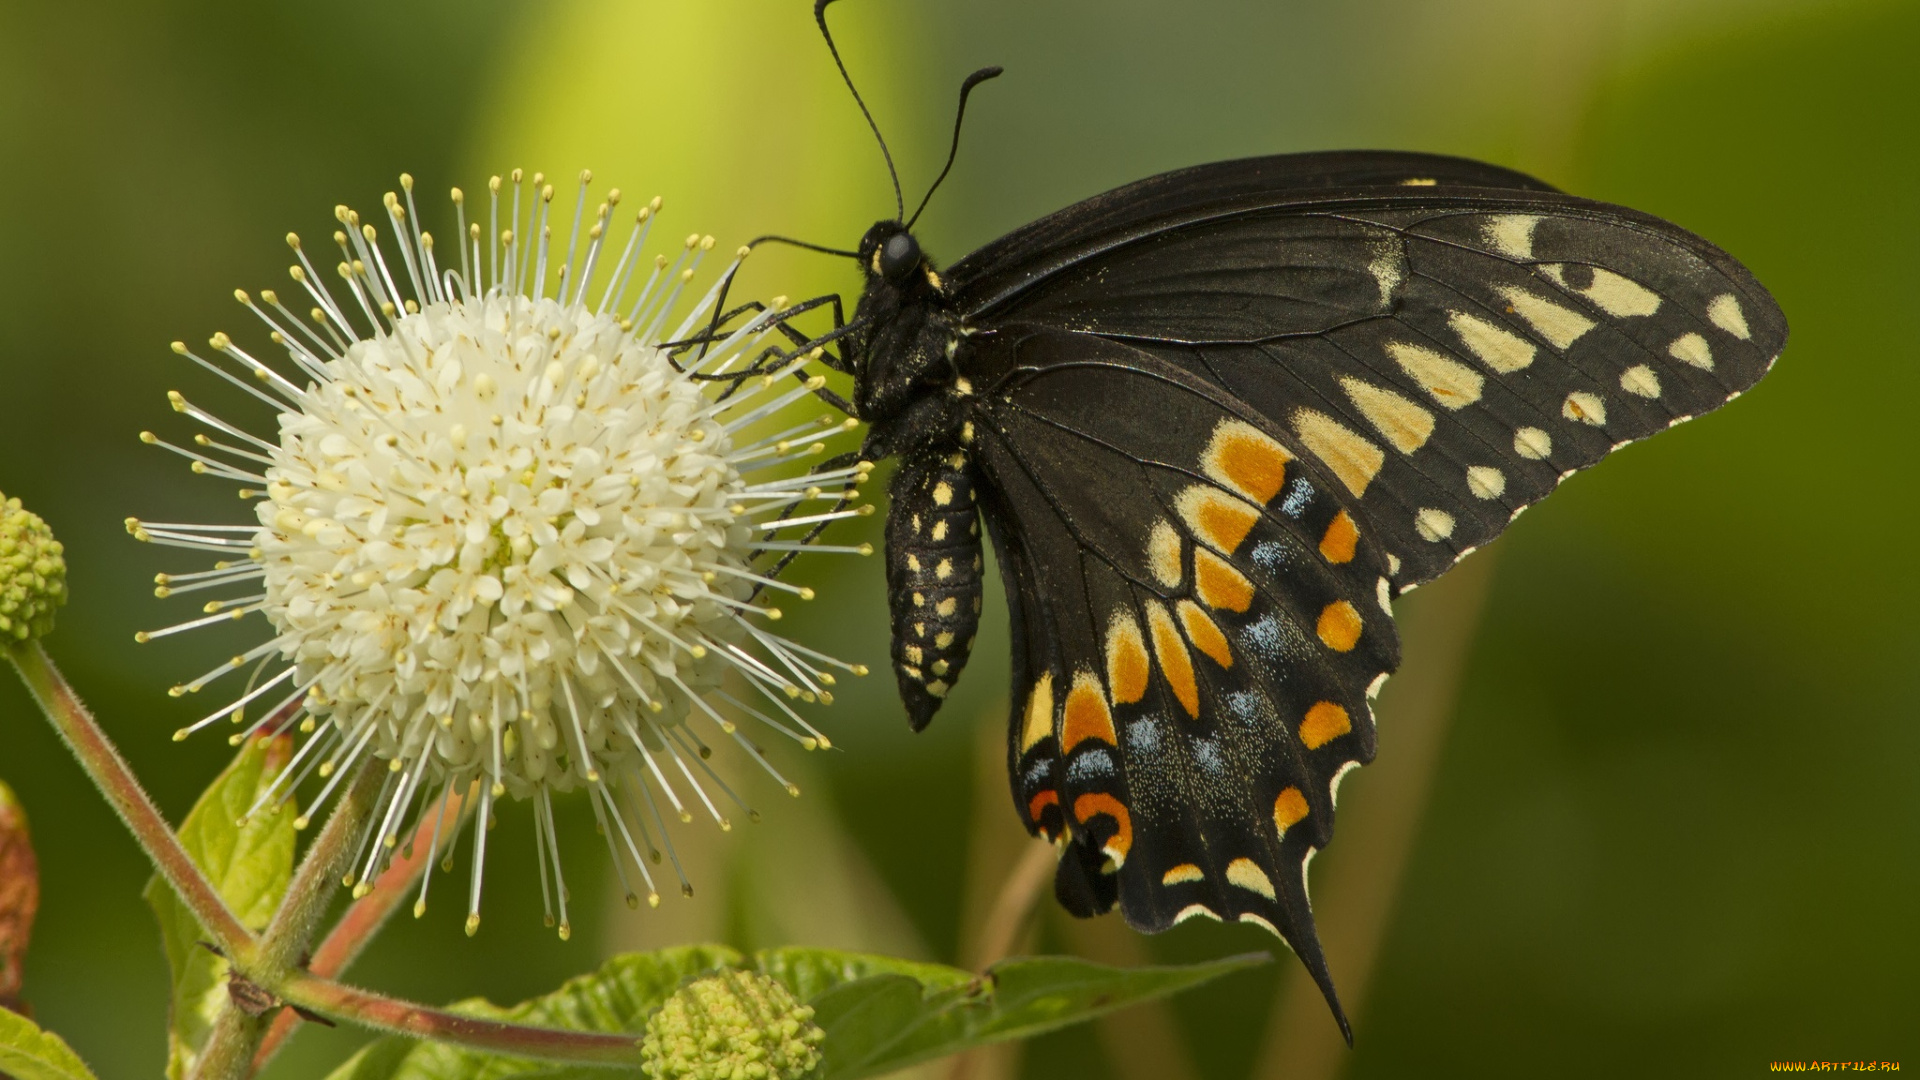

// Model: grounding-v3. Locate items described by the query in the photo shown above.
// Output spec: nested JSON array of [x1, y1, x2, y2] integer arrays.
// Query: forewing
[[953, 176, 1785, 591], [966, 330, 1398, 1034]]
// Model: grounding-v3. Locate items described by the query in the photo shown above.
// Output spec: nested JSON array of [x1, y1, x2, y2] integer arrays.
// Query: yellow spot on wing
[[1387, 342, 1484, 408], [1177, 600, 1233, 668], [1019, 672, 1054, 753], [1514, 426, 1552, 460], [1226, 857, 1276, 899], [1299, 702, 1351, 750], [1146, 601, 1199, 719], [1341, 376, 1436, 454], [1105, 611, 1151, 705], [1202, 419, 1291, 504], [1563, 391, 1607, 426], [1315, 600, 1362, 652], [1073, 792, 1132, 863], [1415, 507, 1456, 542], [1177, 485, 1261, 555], [1467, 465, 1507, 500], [1146, 520, 1182, 588], [1620, 365, 1661, 398], [1484, 214, 1541, 259], [1496, 286, 1596, 350], [1193, 548, 1254, 613], [1668, 331, 1714, 369], [1061, 671, 1117, 753], [1708, 293, 1752, 339], [1319, 511, 1359, 564], [1449, 310, 1537, 373], [1162, 863, 1204, 885], [1293, 409, 1385, 497], [1273, 786, 1310, 836], [1542, 264, 1662, 317]]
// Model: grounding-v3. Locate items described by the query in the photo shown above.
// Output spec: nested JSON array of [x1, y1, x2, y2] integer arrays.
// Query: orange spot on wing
[[1177, 600, 1233, 669], [1298, 701, 1351, 750], [1273, 786, 1310, 836], [1193, 548, 1255, 613], [1320, 511, 1359, 564], [1061, 672, 1117, 753], [1316, 600, 1363, 652], [1178, 486, 1261, 554], [1073, 792, 1133, 862], [1106, 612, 1151, 705], [1146, 602, 1200, 718], [1027, 789, 1060, 824], [1204, 419, 1292, 504]]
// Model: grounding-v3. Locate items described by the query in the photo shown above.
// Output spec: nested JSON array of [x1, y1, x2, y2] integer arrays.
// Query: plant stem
[[278, 971, 646, 1066], [252, 784, 462, 1071], [5, 642, 255, 961], [191, 757, 387, 1080]]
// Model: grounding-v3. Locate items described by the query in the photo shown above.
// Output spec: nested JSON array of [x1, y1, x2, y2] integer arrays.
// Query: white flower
[[130, 170, 871, 937]]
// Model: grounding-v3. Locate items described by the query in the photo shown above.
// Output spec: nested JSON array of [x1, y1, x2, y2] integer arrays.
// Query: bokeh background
[[2, 1, 1915, 1077]]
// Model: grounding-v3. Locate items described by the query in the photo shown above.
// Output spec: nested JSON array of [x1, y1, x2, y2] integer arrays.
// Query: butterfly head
[[858, 222, 936, 291]]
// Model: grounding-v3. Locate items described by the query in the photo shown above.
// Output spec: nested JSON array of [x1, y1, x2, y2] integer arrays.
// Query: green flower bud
[[640, 969, 826, 1080], [0, 492, 67, 643]]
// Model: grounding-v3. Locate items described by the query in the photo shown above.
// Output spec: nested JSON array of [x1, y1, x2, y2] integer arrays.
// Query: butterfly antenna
[[907, 65, 1004, 230], [816, 0, 904, 222]]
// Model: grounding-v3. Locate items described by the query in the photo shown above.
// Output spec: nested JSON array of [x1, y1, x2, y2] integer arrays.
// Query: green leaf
[[143, 735, 298, 1080], [810, 951, 1269, 1079], [321, 944, 1264, 1080], [0, 1005, 100, 1080]]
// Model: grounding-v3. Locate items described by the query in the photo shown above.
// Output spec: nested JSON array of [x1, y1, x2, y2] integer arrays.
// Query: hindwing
[[967, 330, 1401, 1034]]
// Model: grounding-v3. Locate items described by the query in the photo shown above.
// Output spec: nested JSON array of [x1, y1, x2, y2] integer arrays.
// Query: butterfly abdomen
[[884, 444, 984, 731]]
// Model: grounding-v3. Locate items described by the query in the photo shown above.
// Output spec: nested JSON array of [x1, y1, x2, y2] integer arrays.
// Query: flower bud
[[640, 969, 825, 1080], [0, 492, 67, 643]]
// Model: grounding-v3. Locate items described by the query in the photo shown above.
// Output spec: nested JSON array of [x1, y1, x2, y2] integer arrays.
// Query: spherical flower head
[[131, 170, 871, 934], [640, 970, 825, 1080], [0, 492, 68, 643]]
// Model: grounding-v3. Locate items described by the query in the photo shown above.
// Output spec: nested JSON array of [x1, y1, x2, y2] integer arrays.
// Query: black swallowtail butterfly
[[756, 0, 1785, 1039]]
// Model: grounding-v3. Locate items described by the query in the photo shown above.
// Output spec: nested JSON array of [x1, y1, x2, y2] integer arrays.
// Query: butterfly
[[750, 0, 1786, 1040]]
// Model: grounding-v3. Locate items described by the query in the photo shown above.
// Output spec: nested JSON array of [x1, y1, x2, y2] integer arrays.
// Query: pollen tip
[[167, 685, 185, 697], [491, 782, 506, 797], [464, 914, 480, 936], [294, 815, 310, 830], [785, 784, 802, 798], [625, 892, 640, 910], [799, 587, 815, 601], [585, 770, 600, 783], [171, 728, 189, 742], [134, 631, 151, 643], [719, 819, 732, 832], [648, 892, 661, 908], [681, 883, 694, 898], [765, 608, 782, 621], [413, 899, 427, 918], [818, 690, 834, 705], [850, 665, 869, 677], [816, 735, 833, 749], [857, 543, 874, 556], [678, 811, 694, 823], [800, 737, 819, 751], [352, 882, 371, 899], [227, 733, 243, 746], [233, 289, 249, 304]]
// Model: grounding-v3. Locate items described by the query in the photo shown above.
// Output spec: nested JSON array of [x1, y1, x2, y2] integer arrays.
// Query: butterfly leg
[[751, 450, 871, 588]]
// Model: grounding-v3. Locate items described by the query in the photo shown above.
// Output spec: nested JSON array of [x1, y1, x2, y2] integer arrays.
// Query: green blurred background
[[1, 1, 1914, 1077]]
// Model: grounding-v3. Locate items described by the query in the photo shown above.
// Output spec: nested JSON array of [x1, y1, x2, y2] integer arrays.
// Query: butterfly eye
[[879, 231, 921, 279]]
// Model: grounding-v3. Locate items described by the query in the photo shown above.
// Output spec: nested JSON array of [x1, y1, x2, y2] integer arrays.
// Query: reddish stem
[[6, 643, 256, 961], [253, 787, 464, 1070], [279, 971, 645, 1066]]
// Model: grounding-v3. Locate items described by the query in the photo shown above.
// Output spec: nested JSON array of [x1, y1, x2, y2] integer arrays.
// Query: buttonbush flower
[[129, 170, 870, 936], [0, 491, 68, 644], [640, 969, 825, 1080]]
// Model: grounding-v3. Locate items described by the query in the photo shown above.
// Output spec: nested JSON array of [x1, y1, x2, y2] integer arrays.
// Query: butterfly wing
[[951, 152, 1785, 590], [965, 329, 1401, 1037], [945, 151, 1785, 1034]]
